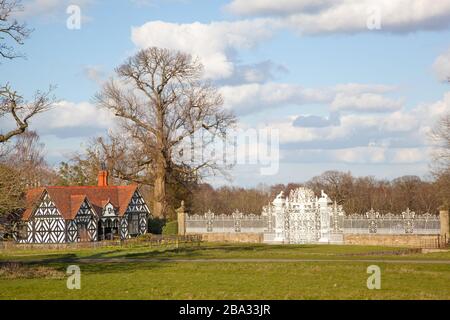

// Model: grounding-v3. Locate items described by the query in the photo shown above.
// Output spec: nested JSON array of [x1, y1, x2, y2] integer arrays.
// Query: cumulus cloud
[[220, 82, 400, 115], [271, 114, 420, 149], [333, 83, 397, 94], [220, 82, 332, 115], [131, 19, 277, 79], [218, 60, 288, 85], [391, 148, 428, 164], [433, 48, 450, 83], [280, 146, 429, 165], [333, 146, 386, 164], [32, 101, 116, 138], [331, 92, 403, 113], [83, 65, 106, 84], [226, 0, 333, 17], [225, 0, 450, 34], [247, 91, 450, 167], [293, 112, 340, 128]]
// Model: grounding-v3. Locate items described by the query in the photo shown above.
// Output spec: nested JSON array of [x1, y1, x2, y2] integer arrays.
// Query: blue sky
[[1, 0, 450, 186]]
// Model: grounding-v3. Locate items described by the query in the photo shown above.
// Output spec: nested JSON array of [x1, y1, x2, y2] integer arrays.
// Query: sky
[[1, 0, 450, 187]]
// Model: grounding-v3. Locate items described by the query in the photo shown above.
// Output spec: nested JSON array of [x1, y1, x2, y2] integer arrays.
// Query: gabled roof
[[69, 195, 88, 220], [23, 188, 46, 221], [22, 185, 138, 221]]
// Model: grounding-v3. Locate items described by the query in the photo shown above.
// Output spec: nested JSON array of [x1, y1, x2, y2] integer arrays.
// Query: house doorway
[[78, 224, 89, 242], [98, 218, 119, 240]]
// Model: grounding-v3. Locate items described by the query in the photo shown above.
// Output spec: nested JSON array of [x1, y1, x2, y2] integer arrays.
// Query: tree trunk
[[153, 150, 167, 218]]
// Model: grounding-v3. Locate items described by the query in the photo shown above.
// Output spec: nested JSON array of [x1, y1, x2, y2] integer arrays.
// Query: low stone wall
[[189, 232, 264, 243], [1, 235, 202, 251], [343, 234, 446, 248], [0, 240, 124, 251]]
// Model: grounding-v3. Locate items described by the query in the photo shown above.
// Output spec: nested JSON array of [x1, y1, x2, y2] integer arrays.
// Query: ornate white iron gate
[[263, 187, 343, 244]]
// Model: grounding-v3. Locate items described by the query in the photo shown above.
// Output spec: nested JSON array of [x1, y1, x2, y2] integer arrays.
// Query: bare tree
[[306, 171, 353, 205], [0, 0, 55, 145], [0, 84, 55, 143], [0, 0, 31, 60], [0, 163, 23, 216], [95, 47, 236, 217], [432, 112, 450, 170], [4, 130, 57, 186], [431, 110, 450, 208]]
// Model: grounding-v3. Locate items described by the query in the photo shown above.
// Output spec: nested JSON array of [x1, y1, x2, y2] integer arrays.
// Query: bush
[[148, 217, 166, 234], [162, 220, 178, 235]]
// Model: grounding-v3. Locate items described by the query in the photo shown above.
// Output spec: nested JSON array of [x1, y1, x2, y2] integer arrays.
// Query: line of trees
[[188, 172, 442, 215]]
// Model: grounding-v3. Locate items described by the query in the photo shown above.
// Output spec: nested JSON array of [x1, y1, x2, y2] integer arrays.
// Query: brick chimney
[[98, 162, 109, 187]]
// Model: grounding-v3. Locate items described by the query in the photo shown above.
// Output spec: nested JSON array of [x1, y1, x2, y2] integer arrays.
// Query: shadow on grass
[[1, 243, 407, 268], [1, 252, 174, 276], [112, 243, 319, 260]]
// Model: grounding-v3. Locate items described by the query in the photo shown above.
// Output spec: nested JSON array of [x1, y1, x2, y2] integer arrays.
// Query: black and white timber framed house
[[17, 170, 150, 244]]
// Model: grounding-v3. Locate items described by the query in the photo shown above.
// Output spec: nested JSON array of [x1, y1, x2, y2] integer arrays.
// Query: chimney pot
[[98, 170, 109, 187]]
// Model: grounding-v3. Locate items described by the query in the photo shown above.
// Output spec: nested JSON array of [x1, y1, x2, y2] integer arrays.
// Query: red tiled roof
[[69, 195, 87, 220], [22, 185, 138, 221], [22, 188, 45, 221]]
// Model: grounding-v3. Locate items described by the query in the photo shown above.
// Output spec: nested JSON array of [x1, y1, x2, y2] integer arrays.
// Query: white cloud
[[226, 0, 450, 34], [220, 82, 401, 115], [247, 90, 450, 165], [231, 60, 288, 84], [380, 111, 419, 133], [280, 146, 429, 164], [333, 83, 397, 94], [226, 0, 332, 16], [220, 82, 331, 115], [83, 65, 106, 84], [293, 112, 340, 128], [331, 92, 403, 113], [131, 19, 276, 79], [391, 148, 428, 163], [332, 146, 386, 164], [433, 48, 450, 83], [32, 101, 116, 138]]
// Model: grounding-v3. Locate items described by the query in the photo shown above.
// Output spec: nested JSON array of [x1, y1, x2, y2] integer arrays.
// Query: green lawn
[[1, 243, 449, 300]]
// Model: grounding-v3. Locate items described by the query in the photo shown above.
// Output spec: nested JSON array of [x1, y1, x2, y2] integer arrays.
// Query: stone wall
[[189, 232, 264, 243], [186, 233, 446, 248], [343, 234, 446, 248]]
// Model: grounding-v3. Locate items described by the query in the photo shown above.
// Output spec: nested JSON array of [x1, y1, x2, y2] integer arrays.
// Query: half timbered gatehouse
[[17, 170, 150, 244]]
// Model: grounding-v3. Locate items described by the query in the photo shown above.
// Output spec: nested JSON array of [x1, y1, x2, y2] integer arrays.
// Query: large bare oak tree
[[96, 47, 235, 217]]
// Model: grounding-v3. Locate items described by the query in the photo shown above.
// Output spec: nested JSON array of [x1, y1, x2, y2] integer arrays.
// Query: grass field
[[1, 243, 449, 300]]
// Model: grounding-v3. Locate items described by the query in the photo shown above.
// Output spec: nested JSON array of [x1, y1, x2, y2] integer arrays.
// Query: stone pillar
[[176, 201, 186, 236], [318, 191, 332, 243], [272, 191, 286, 243], [440, 209, 449, 240]]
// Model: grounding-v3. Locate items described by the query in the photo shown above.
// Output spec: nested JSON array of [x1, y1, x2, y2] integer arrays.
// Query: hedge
[[162, 220, 178, 235]]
